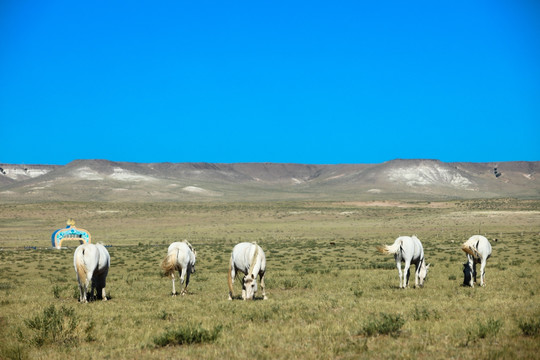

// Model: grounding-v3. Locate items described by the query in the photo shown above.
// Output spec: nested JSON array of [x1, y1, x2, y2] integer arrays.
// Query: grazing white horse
[[462, 235, 492, 287], [161, 241, 196, 296], [228, 242, 267, 300], [74, 243, 110, 303], [377, 235, 430, 288]]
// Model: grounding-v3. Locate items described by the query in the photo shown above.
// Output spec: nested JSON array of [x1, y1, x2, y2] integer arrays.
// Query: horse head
[[418, 262, 430, 287], [190, 250, 197, 274], [243, 274, 258, 300], [463, 262, 473, 287]]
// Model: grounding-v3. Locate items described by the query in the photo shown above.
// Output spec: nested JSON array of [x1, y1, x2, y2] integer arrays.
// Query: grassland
[[0, 199, 539, 359]]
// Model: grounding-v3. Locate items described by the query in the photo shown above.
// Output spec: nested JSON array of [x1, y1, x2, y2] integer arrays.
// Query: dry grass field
[[0, 199, 539, 359]]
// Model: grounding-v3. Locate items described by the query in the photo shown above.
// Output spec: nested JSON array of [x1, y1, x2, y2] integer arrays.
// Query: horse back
[[463, 235, 491, 260], [95, 243, 110, 275], [411, 236, 424, 261], [231, 242, 265, 275], [172, 242, 195, 265]]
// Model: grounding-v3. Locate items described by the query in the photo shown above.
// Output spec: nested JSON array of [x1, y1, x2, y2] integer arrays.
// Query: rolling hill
[[0, 159, 538, 202]]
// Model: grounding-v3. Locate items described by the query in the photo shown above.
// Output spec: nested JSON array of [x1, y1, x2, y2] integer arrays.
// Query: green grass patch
[[22, 304, 94, 347], [153, 324, 222, 347], [360, 313, 405, 337], [518, 317, 540, 337]]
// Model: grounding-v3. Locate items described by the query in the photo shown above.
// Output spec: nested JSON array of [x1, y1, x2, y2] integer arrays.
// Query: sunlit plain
[[0, 200, 538, 359]]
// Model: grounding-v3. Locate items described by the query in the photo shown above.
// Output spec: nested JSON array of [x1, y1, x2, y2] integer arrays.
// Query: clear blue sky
[[1, 1, 539, 165]]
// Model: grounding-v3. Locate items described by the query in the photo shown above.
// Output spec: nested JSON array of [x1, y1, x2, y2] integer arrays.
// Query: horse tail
[[161, 249, 178, 278], [75, 247, 88, 284], [377, 240, 401, 255], [228, 262, 234, 294], [461, 242, 481, 260]]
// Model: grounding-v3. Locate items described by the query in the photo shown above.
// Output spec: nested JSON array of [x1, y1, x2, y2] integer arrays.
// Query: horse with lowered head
[[161, 240, 196, 296], [74, 243, 110, 303], [228, 242, 267, 300], [377, 235, 430, 289], [462, 235, 492, 287]]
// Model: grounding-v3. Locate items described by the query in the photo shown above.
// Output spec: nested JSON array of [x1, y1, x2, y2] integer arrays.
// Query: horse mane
[[248, 242, 259, 275], [183, 240, 194, 252]]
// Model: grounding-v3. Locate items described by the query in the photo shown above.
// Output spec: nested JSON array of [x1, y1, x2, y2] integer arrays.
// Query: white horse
[[161, 240, 196, 296], [228, 242, 267, 300], [377, 235, 430, 288], [462, 235, 492, 287], [74, 243, 110, 303]]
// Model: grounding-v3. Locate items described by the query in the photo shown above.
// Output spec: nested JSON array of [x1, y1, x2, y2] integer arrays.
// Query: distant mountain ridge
[[0, 159, 538, 202]]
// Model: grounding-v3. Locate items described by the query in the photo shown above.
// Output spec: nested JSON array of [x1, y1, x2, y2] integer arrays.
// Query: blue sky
[[1, 1, 539, 165]]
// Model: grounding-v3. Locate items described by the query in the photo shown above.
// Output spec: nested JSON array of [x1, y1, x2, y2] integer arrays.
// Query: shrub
[[52, 285, 62, 299], [159, 310, 172, 321], [0, 339, 28, 360], [153, 323, 222, 347], [242, 309, 273, 322], [24, 304, 93, 347], [476, 318, 503, 339], [518, 318, 540, 336], [282, 279, 297, 289], [412, 305, 440, 321], [361, 313, 405, 338], [465, 318, 503, 345]]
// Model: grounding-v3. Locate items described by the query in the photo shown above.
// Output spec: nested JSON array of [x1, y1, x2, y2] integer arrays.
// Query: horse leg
[[98, 275, 107, 301], [93, 277, 104, 301], [403, 261, 411, 288], [181, 268, 189, 295], [228, 266, 235, 300], [472, 261, 477, 285], [82, 277, 91, 303], [479, 260, 487, 287], [241, 275, 247, 300], [395, 258, 403, 288], [466, 255, 474, 287], [260, 272, 267, 300], [88, 278, 94, 302], [171, 273, 177, 296], [78, 280, 85, 303]]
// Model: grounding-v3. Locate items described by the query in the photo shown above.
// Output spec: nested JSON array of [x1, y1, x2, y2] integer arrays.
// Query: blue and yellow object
[[51, 219, 91, 249]]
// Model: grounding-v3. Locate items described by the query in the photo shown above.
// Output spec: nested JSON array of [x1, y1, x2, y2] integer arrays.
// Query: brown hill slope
[[0, 159, 538, 202]]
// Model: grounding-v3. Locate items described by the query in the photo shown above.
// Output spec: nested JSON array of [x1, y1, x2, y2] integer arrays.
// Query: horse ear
[[426, 263, 430, 269]]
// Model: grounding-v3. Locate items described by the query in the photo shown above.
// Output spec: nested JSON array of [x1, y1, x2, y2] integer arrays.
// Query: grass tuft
[[23, 304, 93, 347], [0, 341, 28, 360], [361, 313, 405, 338], [518, 317, 540, 336], [464, 318, 503, 345], [412, 305, 440, 321], [153, 323, 222, 347]]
